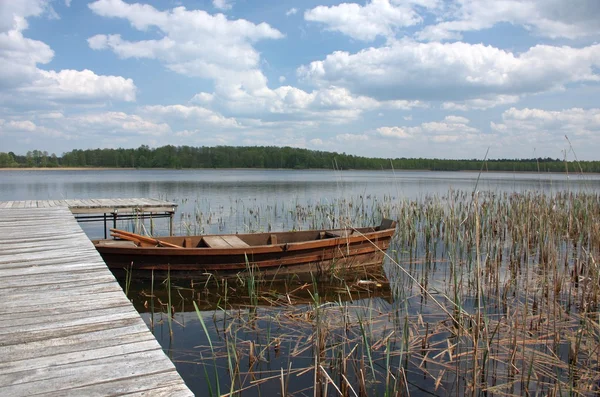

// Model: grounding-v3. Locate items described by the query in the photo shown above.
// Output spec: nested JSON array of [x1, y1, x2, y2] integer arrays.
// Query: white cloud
[[0, 28, 54, 88], [417, 0, 600, 41], [309, 114, 489, 159], [88, 0, 282, 82], [286, 8, 298, 16], [65, 0, 72, 7], [0, 2, 136, 107], [38, 112, 64, 119], [336, 133, 369, 142], [304, 0, 426, 41], [444, 115, 469, 124], [7, 120, 37, 131], [212, 0, 233, 11], [0, 0, 47, 32], [443, 95, 520, 110], [376, 126, 411, 138], [74, 112, 171, 136], [489, 107, 600, 160], [376, 115, 478, 142], [0, 118, 67, 138], [205, 84, 419, 126], [87, 1, 426, 130], [141, 104, 240, 129], [493, 107, 600, 136], [299, 39, 600, 103], [31, 69, 135, 102], [190, 92, 214, 104]]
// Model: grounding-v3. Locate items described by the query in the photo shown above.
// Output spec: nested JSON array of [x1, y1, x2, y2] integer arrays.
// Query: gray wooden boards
[[0, 207, 193, 396], [0, 198, 177, 214]]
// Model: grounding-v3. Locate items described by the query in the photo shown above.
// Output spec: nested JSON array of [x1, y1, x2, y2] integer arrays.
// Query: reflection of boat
[[93, 219, 397, 272], [120, 264, 394, 313]]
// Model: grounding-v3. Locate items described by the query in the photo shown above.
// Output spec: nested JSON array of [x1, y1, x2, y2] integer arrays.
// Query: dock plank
[[0, 206, 192, 396]]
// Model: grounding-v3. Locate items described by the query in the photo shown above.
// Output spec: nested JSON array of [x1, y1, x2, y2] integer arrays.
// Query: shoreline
[[0, 167, 598, 175]]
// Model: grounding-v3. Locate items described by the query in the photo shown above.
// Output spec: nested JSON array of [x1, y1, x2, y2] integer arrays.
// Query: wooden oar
[[110, 228, 182, 248], [111, 230, 182, 248]]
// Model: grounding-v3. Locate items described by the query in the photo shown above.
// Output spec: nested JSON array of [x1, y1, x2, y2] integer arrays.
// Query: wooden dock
[[0, 198, 179, 238], [0, 198, 177, 213], [0, 205, 193, 396]]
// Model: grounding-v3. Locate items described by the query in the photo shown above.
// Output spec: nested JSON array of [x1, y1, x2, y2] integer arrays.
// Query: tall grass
[[121, 190, 600, 396]]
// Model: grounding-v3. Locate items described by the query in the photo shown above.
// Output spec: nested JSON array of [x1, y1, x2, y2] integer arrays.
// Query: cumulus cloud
[[74, 112, 171, 136], [30, 69, 136, 102], [190, 92, 214, 104], [200, 84, 422, 125], [88, 0, 282, 81], [141, 104, 240, 129], [486, 107, 600, 160], [0, 118, 67, 139], [376, 126, 411, 138], [304, 0, 428, 41], [0, 28, 54, 88], [7, 120, 37, 131], [493, 107, 600, 137], [0, 0, 47, 32], [286, 8, 298, 16], [417, 0, 600, 41], [306, 114, 490, 159], [0, 1, 137, 107], [298, 39, 600, 103], [442, 95, 520, 111], [376, 115, 478, 142], [87, 0, 428, 129]]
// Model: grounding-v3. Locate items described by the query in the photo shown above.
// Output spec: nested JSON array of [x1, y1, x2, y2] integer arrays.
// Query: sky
[[1, 0, 599, 160]]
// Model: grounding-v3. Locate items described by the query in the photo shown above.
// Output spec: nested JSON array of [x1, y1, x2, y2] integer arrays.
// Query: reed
[[118, 189, 600, 396]]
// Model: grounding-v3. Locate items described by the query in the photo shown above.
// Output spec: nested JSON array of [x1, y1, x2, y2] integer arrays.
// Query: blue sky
[[1, 0, 599, 160]]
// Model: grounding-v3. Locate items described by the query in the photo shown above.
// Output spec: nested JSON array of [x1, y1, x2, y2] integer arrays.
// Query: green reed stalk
[[193, 301, 221, 397]]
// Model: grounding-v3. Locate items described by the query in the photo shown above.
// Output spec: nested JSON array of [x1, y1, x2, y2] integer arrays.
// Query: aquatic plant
[[117, 190, 600, 396]]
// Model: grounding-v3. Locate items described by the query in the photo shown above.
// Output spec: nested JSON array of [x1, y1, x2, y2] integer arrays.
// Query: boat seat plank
[[325, 230, 352, 238], [221, 235, 250, 248], [203, 235, 249, 248]]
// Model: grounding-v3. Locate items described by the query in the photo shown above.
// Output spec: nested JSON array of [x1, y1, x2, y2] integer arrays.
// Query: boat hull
[[94, 224, 396, 273]]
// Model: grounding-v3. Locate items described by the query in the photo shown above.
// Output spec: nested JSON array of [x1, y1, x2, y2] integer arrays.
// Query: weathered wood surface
[[0, 198, 177, 214], [0, 207, 192, 396], [202, 235, 250, 248]]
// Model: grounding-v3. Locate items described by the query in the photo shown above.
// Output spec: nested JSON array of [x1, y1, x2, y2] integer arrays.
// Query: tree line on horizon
[[1, 145, 598, 173]]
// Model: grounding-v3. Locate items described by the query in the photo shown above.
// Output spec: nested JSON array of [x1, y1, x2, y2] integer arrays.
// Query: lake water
[[2, 169, 599, 237], [2, 169, 600, 395]]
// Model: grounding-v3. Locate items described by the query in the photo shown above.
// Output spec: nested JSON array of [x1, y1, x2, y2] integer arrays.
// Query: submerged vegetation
[[119, 189, 600, 396], [3, 145, 600, 172]]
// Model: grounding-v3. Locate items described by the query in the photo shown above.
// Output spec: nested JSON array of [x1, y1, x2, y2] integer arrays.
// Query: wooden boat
[[92, 219, 397, 272]]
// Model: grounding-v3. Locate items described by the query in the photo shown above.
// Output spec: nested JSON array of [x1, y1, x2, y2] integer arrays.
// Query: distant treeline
[[1, 145, 598, 173]]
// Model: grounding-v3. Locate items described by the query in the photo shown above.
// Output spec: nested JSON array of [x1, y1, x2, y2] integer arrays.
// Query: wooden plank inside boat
[[325, 229, 353, 238], [221, 235, 250, 248], [203, 235, 250, 248]]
